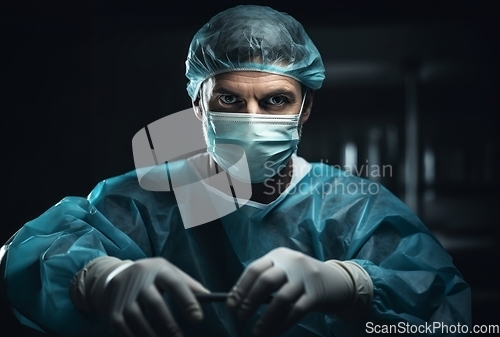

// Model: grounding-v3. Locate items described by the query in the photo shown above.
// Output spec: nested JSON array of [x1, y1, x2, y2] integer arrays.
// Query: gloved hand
[[226, 247, 372, 336], [70, 256, 210, 337]]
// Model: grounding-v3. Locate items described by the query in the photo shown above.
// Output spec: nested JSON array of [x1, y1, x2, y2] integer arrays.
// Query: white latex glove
[[70, 256, 210, 337], [226, 247, 372, 336]]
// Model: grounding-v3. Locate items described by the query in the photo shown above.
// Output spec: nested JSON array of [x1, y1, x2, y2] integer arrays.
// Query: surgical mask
[[202, 93, 306, 183]]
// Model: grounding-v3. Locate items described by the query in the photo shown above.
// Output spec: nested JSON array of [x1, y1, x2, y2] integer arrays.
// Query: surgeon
[[2, 5, 470, 337]]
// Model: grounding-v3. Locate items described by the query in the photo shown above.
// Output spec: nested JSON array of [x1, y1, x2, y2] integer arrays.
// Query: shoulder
[[87, 153, 212, 207], [295, 159, 421, 222], [294, 159, 383, 198], [87, 168, 156, 205]]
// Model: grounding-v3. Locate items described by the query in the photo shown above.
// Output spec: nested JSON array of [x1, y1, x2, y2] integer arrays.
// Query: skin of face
[[192, 71, 315, 203], [193, 71, 313, 120]]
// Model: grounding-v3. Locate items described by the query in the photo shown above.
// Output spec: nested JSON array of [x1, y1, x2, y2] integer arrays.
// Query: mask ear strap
[[199, 94, 208, 117], [298, 89, 307, 119], [295, 89, 308, 142]]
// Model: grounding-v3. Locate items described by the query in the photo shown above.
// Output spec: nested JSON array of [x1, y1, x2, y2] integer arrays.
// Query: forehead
[[209, 71, 302, 96]]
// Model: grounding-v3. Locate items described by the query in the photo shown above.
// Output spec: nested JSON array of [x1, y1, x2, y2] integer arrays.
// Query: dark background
[[1, 0, 498, 335]]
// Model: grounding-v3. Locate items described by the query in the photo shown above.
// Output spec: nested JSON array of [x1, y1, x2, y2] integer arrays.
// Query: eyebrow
[[212, 86, 299, 101]]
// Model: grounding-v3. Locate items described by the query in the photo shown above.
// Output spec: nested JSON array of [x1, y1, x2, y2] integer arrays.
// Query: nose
[[246, 99, 264, 114]]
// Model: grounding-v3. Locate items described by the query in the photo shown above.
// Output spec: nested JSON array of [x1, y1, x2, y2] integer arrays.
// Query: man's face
[[194, 71, 313, 122]]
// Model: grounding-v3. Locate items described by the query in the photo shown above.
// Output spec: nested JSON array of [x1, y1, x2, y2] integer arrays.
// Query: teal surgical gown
[[4, 154, 471, 336]]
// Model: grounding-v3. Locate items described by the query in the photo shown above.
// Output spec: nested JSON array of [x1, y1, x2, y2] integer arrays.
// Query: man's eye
[[219, 95, 239, 104], [266, 95, 289, 106]]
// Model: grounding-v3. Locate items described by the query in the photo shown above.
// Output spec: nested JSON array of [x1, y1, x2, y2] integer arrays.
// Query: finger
[[139, 285, 184, 337], [253, 282, 304, 335], [122, 301, 157, 337], [156, 269, 205, 324], [270, 294, 315, 336], [108, 312, 136, 337], [178, 269, 210, 295], [238, 267, 287, 320], [227, 257, 274, 309]]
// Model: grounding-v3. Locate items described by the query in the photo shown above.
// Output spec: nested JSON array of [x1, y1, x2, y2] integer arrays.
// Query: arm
[[332, 185, 471, 335], [352, 219, 471, 329], [5, 172, 208, 337], [5, 195, 143, 336], [225, 181, 471, 336]]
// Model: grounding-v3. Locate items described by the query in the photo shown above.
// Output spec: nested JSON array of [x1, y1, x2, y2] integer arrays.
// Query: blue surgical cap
[[185, 5, 325, 101]]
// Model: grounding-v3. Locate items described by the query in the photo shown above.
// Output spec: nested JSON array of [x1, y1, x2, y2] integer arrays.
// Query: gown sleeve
[[326, 180, 471, 336], [4, 172, 153, 336]]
